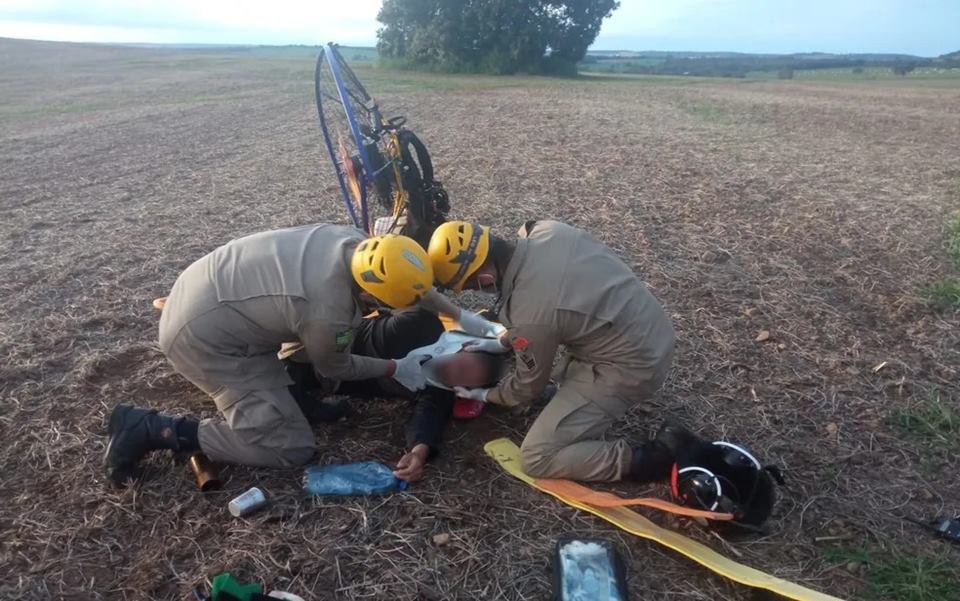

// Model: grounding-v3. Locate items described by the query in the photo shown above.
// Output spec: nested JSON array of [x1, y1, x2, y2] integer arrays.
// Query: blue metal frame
[[314, 47, 361, 229], [324, 43, 373, 232]]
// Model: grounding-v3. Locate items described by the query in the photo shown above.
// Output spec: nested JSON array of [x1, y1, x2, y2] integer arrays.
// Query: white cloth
[[409, 330, 485, 390]]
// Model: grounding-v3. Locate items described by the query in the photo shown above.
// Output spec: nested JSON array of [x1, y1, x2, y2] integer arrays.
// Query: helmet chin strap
[[445, 226, 483, 288], [355, 290, 379, 311], [476, 273, 498, 295]]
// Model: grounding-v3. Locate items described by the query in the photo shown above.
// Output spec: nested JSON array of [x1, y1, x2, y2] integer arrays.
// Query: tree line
[[579, 52, 960, 78], [376, 0, 619, 75]]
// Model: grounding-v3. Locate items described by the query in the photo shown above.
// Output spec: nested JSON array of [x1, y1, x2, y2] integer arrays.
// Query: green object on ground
[[211, 572, 262, 601]]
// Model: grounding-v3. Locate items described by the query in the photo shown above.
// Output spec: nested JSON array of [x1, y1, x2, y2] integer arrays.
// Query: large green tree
[[376, 0, 619, 74]]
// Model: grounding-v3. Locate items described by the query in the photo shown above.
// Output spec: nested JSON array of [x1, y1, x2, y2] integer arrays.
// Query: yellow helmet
[[428, 221, 490, 292], [351, 235, 433, 308]]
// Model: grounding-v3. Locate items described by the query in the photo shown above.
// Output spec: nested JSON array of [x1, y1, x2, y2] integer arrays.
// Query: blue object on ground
[[304, 461, 409, 496]]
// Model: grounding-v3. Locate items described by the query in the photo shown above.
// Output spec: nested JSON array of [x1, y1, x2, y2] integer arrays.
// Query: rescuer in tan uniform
[[428, 220, 692, 482], [104, 224, 495, 485]]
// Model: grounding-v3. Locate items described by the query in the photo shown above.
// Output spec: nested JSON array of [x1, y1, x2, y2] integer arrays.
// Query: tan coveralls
[[159, 224, 393, 467], [487, 221, 675, 481]]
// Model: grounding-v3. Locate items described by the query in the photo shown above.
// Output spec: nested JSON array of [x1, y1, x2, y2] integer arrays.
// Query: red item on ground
[[453, 396, 485, 419]]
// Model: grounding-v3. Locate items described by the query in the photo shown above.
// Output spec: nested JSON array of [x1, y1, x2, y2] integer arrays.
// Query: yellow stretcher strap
[[534, 478, 734, 521], [484, 438, 843, 601]]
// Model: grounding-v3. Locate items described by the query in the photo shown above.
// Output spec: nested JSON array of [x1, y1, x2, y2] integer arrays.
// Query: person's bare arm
[[394, 444, 430, 482]]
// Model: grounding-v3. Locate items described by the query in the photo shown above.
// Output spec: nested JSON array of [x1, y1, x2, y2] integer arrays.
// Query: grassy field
[[745, 66, 960, 81], [579, 59, 960, 82], [1, 37, 960, 600]]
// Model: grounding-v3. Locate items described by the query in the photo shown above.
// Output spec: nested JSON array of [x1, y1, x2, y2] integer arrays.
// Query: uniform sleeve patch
[[335, 330, 355, 350], [518, 350, 537, 371]]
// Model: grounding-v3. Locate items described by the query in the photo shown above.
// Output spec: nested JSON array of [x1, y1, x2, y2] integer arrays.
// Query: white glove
[[486, 321, 507, 337], [461, 337, 509, 354], [453, 386, 491, 402], [392, 352, 431, 391], [457, 311, 500, 337]]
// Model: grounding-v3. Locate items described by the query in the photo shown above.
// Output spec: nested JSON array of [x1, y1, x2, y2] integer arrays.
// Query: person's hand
[[461, 337, 509, 354], [453, 386, 491, 402], [456, 311, 499, 337], [392, 352, 430, 391], [484, 321, 507, 338], [394, 444, 430, 482]]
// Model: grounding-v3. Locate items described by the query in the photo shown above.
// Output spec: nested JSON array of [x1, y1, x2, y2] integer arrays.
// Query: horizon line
[[1, 35, 949, 59]]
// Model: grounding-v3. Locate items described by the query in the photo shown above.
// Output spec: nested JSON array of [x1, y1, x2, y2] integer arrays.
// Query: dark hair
[[473, 351, 507, 387]]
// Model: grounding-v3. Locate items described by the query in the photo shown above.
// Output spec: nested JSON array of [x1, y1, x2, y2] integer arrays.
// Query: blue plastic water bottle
[[303, 461, 409, 496]]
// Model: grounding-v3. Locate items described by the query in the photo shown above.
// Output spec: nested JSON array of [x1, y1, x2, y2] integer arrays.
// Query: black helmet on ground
[[670, 440, 785, 529]]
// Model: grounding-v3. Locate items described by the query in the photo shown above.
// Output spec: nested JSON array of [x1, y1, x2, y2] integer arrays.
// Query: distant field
[[1, 37, 959, 601], [215, 45, 960, 82], [580, 60, 960, 80], [188, 44, 379, 61], [746, 66, 960, 81]]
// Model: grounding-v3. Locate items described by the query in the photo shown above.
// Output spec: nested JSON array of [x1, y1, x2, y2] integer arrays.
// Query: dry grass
[[1, 38, 959, 600]]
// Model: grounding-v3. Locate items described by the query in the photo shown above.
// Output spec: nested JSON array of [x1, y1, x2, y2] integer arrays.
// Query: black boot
[[653, 418, 698, 456], [627, 419, 698, 482], [296, 393, 353, 425], [104, 404, 200, 486]]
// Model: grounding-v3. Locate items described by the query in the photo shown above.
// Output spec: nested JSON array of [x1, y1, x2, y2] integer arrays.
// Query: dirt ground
[[1, 38, 959, 600]]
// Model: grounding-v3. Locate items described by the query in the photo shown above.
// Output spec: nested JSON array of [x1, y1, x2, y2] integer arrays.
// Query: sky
[[0, 0, 957, 56]]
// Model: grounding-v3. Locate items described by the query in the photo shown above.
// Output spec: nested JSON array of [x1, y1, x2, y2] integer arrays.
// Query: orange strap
[[439, 313, 457, 331], [534, 478, 735, 521]]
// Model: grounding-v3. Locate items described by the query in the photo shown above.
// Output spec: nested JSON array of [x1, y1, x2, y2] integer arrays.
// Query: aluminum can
[[228, 487, 267, 517]]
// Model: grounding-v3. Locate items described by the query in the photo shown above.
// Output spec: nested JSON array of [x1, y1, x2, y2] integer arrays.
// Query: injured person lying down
[[418, 330, 504, 390], [284, 308, 508, 482]]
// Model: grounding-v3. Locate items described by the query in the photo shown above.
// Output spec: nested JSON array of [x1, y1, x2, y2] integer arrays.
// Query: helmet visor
[[676, 466, 723, 511]]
